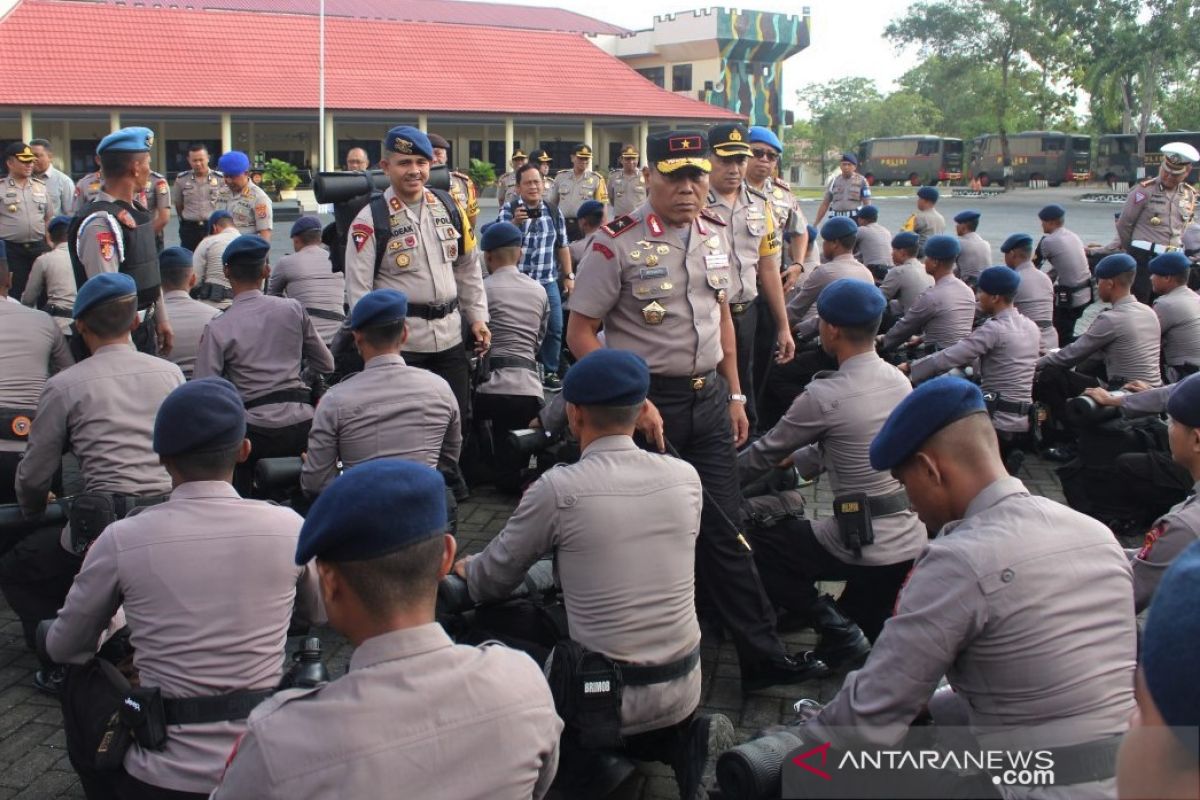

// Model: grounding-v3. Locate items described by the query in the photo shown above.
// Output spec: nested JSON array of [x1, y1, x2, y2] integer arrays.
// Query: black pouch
[[119, 686, 168, 751], [61, 657, 134, 771], [743, 488, 807, 529], [67, 493, 118, 555], [834, 492, 874, 557], [547, 639, 624, 750], [1055, 285, 1074, 309]]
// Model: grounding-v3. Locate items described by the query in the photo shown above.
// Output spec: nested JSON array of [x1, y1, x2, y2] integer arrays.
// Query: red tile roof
[[0, 0, 735, 120]]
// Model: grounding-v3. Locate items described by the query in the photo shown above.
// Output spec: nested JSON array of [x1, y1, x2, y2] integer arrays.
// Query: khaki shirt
[[823, 172, 869, 213], [955, 231, 991, 284], [74, 171, 103, 206], [300, 353, 460, 496], [547, 169, 608, 218], [881, 272, 976, 351], [344, 186, 486, 354], [495, 170, 519, 205], [192, 227, 240, 304], [705, 185, 781, 304], [739, 352, 926, 566], [449, 171, 479, 228], [1039, 294, 1162, 386], [1117, 177, 1198, 248], [220, 182, 273, 235], [161, 290, 219, 379], [137, 171, 171, 214], [750, 177, 806, 242], [879, 258, 933, 317], [787, 253, 874, 338], [1038, 226, 1092, 307], [571, 203, 733, 377], [211, 624, 562, 800], [1132, 480, 1200, 613], [170, 169, 224, 223], [607, 169, 646, 218], [20, 242, 77, 328], [0, 175, 49, 242], [0, 302, 72, 454], [266, 245, 346, 344], [75, 190, 138, 279], [1152, 283, 1200, 370], [466, 435, 703, 734], [853, 221, 892, 267], [44, 481, 322, 794], [479, 266, 548, 399], [903, 207, 945, 253], [817, 477, 1136, 757], [1013, 260, 1058, 352], [193, 291, 334, 429]]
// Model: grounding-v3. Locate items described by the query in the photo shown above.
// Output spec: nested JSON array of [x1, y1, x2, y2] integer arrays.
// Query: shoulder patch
[[773, 177, 791, 191], [350, 222, 373, 252], [699, 209, 727, 227], [601, 215, 637, 238], [592, 241, 615, 259], [1137, 522, 1166, 560]]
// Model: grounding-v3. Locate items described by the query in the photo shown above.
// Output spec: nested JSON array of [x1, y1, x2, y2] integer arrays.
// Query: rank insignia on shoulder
[[602, 215, 636, 238], [773, 177, 790, 190], [699, 209, 727, 227], [389, 197, 402, 212]]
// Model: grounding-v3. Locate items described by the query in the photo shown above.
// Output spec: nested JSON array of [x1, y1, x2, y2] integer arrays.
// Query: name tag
[[705, 253, 730, 270], [638, 266, 668, 279]]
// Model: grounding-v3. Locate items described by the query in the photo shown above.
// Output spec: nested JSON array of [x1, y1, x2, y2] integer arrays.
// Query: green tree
[[793, 76, 883, 177]]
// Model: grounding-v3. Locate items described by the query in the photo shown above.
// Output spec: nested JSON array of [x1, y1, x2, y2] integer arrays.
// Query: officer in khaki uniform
[[547, 143, 608, 242], [1117, 141, 1198, 302], [137, 168, 172, 252], [852, 205, 892, 278], [170, 144, 224, 251], [952, 209, 990, 286], [1148, 252, 1200, 382], [532, 148, 555, 193], [20, 215, 77, 331], [73, 167, 103, 206], [1002, 233, 1057, 353], [607, 144, 647, 218], [301, 289, 460, 497], [192, 210, 239, 307], [901, 186, 946, 257], [495, 148, 528, 205], [879, 235, 975, 352], [216, 151, 273, 239], [267, 216, 346, 345], [157, 246, 220, 379], [746, 128, 807, 269], [211, 460, 562, 800], [1036, 203, 1093, 346], [0, 143, 51, 299], [428, 132, 480, 230], [879, 231, 933, 320], [42, 377, 323, 799], [814, 152, 870, 224], [568, 130, 828, 691]]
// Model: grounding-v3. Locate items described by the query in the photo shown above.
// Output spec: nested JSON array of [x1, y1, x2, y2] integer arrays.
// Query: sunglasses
[[751, 149, 780, 162]]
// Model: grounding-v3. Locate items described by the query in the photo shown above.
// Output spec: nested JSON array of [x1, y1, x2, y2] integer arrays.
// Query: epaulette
[[772, 177, 791, 190], [211, 169, 224, 178], [601, 214, 636, 237], [451, 170, 472, 183], [812, 370, 836, 381], [1139, 177, 1155, 187], [555, 169, 571, 176], [30, 175, 46, 184], [699, 209, 727, 227], [746, 184, 769, 202]]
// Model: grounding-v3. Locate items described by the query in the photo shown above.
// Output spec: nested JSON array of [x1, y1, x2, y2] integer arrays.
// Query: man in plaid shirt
[[498, 163, 573, 389]]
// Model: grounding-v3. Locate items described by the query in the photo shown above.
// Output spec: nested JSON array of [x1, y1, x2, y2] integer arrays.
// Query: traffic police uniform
[[267, 216, 346, 344], [1148, 252, 1200, 382], [952, 210, 990, 285], [1036, 204, 1094, 345], [211, 460, 562, 800], [171, 165, 224, 251], [879, 231, 933, 318], [0, 143, 50, 299], [1003, 233, 1058, 353], [852, 205, 892, 276], [547, 144, 608, 242], [43, 377, 323, 798], [1116, 142, 1198, 302], [20, 216, 77, 331], [880, 235, 975, 352], [821, 153, 870, 218], [192, 210, 239, 307], [903, 186, 945, 256], [157, 247, 219, 379], [300, 289, 460, 497], [495, 149, 528, 205], [216, 151, 273, 237], [607, 145, 647, 218]]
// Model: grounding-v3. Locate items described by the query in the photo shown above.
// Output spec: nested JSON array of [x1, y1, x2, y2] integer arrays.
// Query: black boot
[[810, 594, 871, 671], [674, 713, 737, 800]]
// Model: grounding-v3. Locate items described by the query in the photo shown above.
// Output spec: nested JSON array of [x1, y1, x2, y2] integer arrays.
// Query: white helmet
[[1161, 141, 1200, 174]]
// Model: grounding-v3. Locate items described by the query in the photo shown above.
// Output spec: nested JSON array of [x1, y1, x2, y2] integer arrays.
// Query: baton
[[662, 437, 753, 553]]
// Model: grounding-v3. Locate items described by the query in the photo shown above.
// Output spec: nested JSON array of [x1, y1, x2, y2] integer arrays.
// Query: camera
[[524, 205, 542, 219], [1065, 390, 1127, 426], [717, 726, 808, 800]]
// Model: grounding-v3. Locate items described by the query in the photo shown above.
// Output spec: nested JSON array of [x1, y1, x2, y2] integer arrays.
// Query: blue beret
[[747, 126, 783, 151], [1038, 204, 1066, 221], [153, 377, 246, 456], [289, 215, 323, 238], [216, 150, 250, 177], [953, 210, 980, 223], [891, 231, 919, 250], [48, 214, 72, 233], [577, 200, 605, 219], [222, 235, 270, 265], [1142, 538, 1200, 753], [97, 126, 154, 154], [805, 224, 818, 242], [1167, 373, 1200, 427], [480, 221, 523, 251], [820, 216, 858, 240], [1000, 233, 1034, 253], [159, 246, 193, 272], [977, 266, 1020, 296], [923, 234, 960, 261], [917, 186, 939, 202], [1095, 253, 1136, 279], [840, 152, 858, 166], [562, 349, 650, 407], [207, 209, 233, 232], [1149, 251, 1191, 276], [856, 204, 879, 221], [74, 272, 136, 317], [817, 278, 885, 326], [385, 126, 434, 161], [870, 376, 987, 471], [296, 459, 447, 564], [350, 288, 407, 330]]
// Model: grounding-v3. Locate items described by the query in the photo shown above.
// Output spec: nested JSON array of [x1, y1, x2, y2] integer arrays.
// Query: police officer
[[741, 280, 925, 659], [902, 186, 945, 256], [301, 289, 460, 497], [4, 273, 183, 648], [878, 234, 975, 353], [952, 209, 989, 286], [1148, 251, 1200, 382], [794, 376, 1135, 797], [746, 127, 808, 272], [344, 126, 489, 429], [0, 247, 72, 504], [532, 148, 555, 193], [171, 143, 224, 251], [211, 459, 563, 800], [192, 209, 239, 307], [1117, 141, 1198, 302], [458, 349, 734, 799], [216, 150, 273, 239], [813, 152, 869, 224], [567, 199, 606, 268], [29, 138, 74, 217], [0, 142, 50, 299], [547, 143, 608, 242], [1002, 232, 1057, 353], [157, 246, 219, 379], [267, 215, 346, 345], [1036, 203, 1093, 346], [428, 132, 480, 230], [852, 205, 892, 280], [42, 377, 322, 799], [607, 144, 646, 218], [138, 165, 172, 252], [567, 129, 827, 690], [495, 148, 528, 205], [74, 157, 103, 206], [879, 231, 933, 320], [69, 127, 174, 357], [20, 215, 77, 332], [193, 235, 334, 496]]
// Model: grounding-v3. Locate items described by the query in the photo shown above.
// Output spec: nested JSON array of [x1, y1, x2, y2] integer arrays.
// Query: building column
[[534, 125, 542, 152], [584, 118, 593, 148], [417, 114, 428, 133], [639, 121, 649, 166], [323, 112, 335, 172], [60, 120, 70, 171], [220, 112, 233, 155], [248, 120, 257, 165], [482, 124, 490, 168], [504, 117, 514, 169], [596, 128, 607, 170], [19, 110, 32, 143], [109, 111, 121, 133], [156, 120, 166, 172]]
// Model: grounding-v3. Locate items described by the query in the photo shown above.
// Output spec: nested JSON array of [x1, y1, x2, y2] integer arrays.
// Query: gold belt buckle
[[690, 376, 706, 391]]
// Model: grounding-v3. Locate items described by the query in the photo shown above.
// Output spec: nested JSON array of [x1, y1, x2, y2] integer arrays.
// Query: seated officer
[[878, 234, 976, 354], [800, 377, 1136, 796], [851, 205, 892, 280], [212, 459, 562, 800], [1002, 233, 1058, 353], [194, 235, 334, 496], [1148, 251, 1200, 383], [568, 199, 607, 269], [4, 273, 183, 648], [191, 210, 239, 308], [904, 266, 1041, 467], [157, 246, 219, 379], [21, 214, 77, 331], [267, 215, 346, 346], [952, 209, 990, 286], [1036, 203, 1093, 346], [458, 350, 735, 800], [473, 222, 548, 490], [301, 289, 459, 497], [43, 378, 322, 799], [879, 231, 933, 322], [1117, 541, 1200, 800], [741, 281, 925, 656]]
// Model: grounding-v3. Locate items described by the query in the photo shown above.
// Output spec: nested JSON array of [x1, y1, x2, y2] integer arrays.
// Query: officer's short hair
[[187, 142, 208, 154], [295, 229, 323, 247], [487, 244, 522, 264], [47, 224, 69, 246], [226, 257, 267, 284], [98, 150, 141, 180], [1110, 270, 1135, 288], [333, 536, 446, 615], [359, 319, 405, 349], [160, 263, 193, 289], [162, 443, 241, 482], [828, 318, 881, 344], [29, 138, 51, 151], [830, 233, 857, 251], [959, 218, 979, 232], [578, 204, 604, 230], [514, 162, 540, 184], [579, 402, 643, 431], [78, 295, 137, 338]]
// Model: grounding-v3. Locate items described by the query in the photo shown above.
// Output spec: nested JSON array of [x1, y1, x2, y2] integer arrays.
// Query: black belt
[[999, 736, 1122, 786], [650, 370, 717, 393], [163, 689, 274, 726], [0, 407, 35, 441], [7, 240, 45, 250], [862, 490, 909, 518], [181, 219, 209, 226], [1057, 279, 1092, 292], [490, 355, 538, 372], [1036, 319, 1053, 329], [305, 307, 346, 322], [619, 646, 700, 687], [730, 301, 753, 316], [407, 298, 459, 320], [244, 388, 312, 410], [986, 394, 1033, 416], [44, 305, 72, 319]]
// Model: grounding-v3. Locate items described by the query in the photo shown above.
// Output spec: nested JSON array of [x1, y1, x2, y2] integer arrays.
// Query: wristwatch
[[728, 393, 747, 404]]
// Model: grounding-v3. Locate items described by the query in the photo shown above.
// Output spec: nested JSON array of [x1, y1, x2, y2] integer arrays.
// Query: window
[[1042, 136, 1065, 152], [1072, 136, 1091, 154], [672, 64, 692, 92], [636, 67, 665, 88], [915, 139, 940, 156]]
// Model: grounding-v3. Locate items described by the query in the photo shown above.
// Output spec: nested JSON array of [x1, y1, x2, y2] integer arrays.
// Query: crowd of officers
[[0, 118, 1197, 800]]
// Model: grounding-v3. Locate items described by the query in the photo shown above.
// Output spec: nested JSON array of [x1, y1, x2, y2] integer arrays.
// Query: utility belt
[[305, 306, 346, 323], [983, 393, 1033, 417], [44, 305, 73, 319], [193, 282, 233, 303], [649, 370, 718, 394], [475, 354, 539, 386], [829, 209, 858, 218], [0, 408, 35, 442], [833, 490, 908, 557], [1035, 319, 1054, 329], [547, 640, 700, 750], [1129, 240, 1179, 256], [408, 298, 459, 320], [67, 492, 170, 555], [181, 218, 209, 227], [989, 735, 1122, 787], [1055, 279, 1093, 309], [243, 388, 314, 410]]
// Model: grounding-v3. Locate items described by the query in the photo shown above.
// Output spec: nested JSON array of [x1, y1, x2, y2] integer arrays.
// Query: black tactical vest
[[68, 198, 160, 309]]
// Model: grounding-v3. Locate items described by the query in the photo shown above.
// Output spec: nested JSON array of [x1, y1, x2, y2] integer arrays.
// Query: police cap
[[216, 150, 250, 177], [977, 265, 1020, 297], [349, 288, 407, 330], [1000, 233, 1034, 253], [1161, 142, 1200, 175], [817, 278, 885, 327], [953, 210, 981, 224], [747, 127, 783, 152], [153, 377, 246, 456], [923, 234, 961, 261], [647, 131, 711, 174], [426, 133, 450, 151], [289, 215, 323, 238], [820, 216, 858, 241], [1037, 204, 1066, 221], [577, 200, 605, 220], [96, 128, 154, 155], [916, 186, 939, 203], [208, 209, 233, 233], [222, 235, 270, 266], [1149, 251, 1191, 277], [709, 124, 753, 158], [856, 205, 879, 221], [1167, 373, 1200, 428], [1095, 253, 1136, 279], [840, 153, 858, 166], [479, 221, 522, 251], [1141, 538, 1200, 755], [3, 142, 35, 162], [47, 214, 72, 234], [870, 376, 987, 471], [158, 246, 193, 272], [891, 231, 920, 250]]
